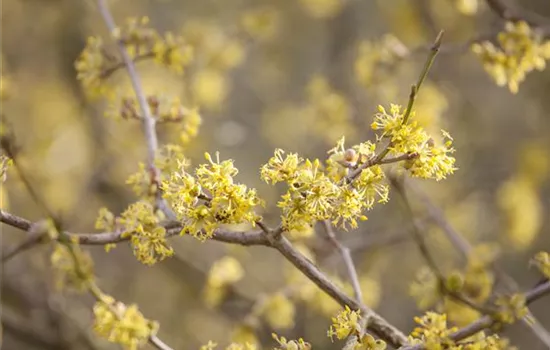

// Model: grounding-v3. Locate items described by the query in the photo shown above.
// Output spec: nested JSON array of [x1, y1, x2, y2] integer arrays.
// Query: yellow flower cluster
[[327, 306, 362, 341], [50, 242, 95, 292], [162, 152, 263, 241], [120, 201, 173, 265], [231, 324, 259, 347], [119, 16, 194, 72], [75, 36, 112, 98], [462, 334, 516, 350], [496, 175, 543, 250], [93, 294, 159, 350], [494, 294, 528, 324], [125, 144, 190, 198], [531, 251, 550, 279], [410, 244, 498, 327], [272, 333, 311, 350], [326, 306, 387, 349], [409, 312, 457, 349], [204, 256, 244, 308], [76, 16, 194, 98], [0, 154, 13, 182], [372, 104, 456, 181], [408, 312, 516, 349], [201, 341, 256, 350], [106, 94, 201, 143], [96, 202, 173, 265], [261, 146, 388, 231], [472, 21, 550, 93], [257, 292, 296, 330]]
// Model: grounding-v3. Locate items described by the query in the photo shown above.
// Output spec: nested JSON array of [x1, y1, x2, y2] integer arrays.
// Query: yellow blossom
[[51, 242, 95, 292], [327, 306, 362, 341], [93, 294, 158, 350], [472, 21, 550, 93], [259, 293, 295, 330]]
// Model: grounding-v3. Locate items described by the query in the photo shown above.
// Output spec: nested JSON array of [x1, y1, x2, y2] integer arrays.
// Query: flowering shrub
[[2, 1, 550, 350]]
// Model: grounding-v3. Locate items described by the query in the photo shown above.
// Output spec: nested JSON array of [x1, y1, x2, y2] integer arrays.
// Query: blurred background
[[1, 0, 550, 349]]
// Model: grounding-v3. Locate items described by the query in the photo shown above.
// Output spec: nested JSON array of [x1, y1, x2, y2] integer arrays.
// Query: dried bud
[[344, 148, 356, 163]]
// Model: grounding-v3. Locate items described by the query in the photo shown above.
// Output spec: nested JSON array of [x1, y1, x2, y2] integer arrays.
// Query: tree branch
[[95, 0, 176, 220], [402, 178, 550, 347], [401, 280, 550, 349], [321, 220, 364, 304], [0, 209, 269, 250], [267, 234, 408, 348], [0, 208, 408, 347]]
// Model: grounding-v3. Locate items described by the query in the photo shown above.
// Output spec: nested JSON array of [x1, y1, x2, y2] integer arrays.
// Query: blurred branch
[[96, 0, 175, 220], [100, 52, 155, 79], [321, 220, 364, 304], [1, 133, 174, 350], [390, 175, 493, 315], [401, 280, 550, 350], [485, 0, 550, 27], [321, 219, 372, 348], [401, 178, 550, 348]]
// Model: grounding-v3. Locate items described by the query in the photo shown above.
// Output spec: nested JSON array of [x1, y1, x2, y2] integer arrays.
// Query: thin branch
[[321, 220, 364, 304], [485, 0, 550, 27], [390, 175, 494, 315], [96, 0, 158, 167], [266, 233, 409, 348], [1, 208, 408, 348], [1, 141, 174, 350], [401, 280, 550, 350], [403, 178, 550, 347], [0, 209, 269, 250], [346, 31, 443, 180], [95, 0, 176, 220], [321, 220, 371, 349]]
